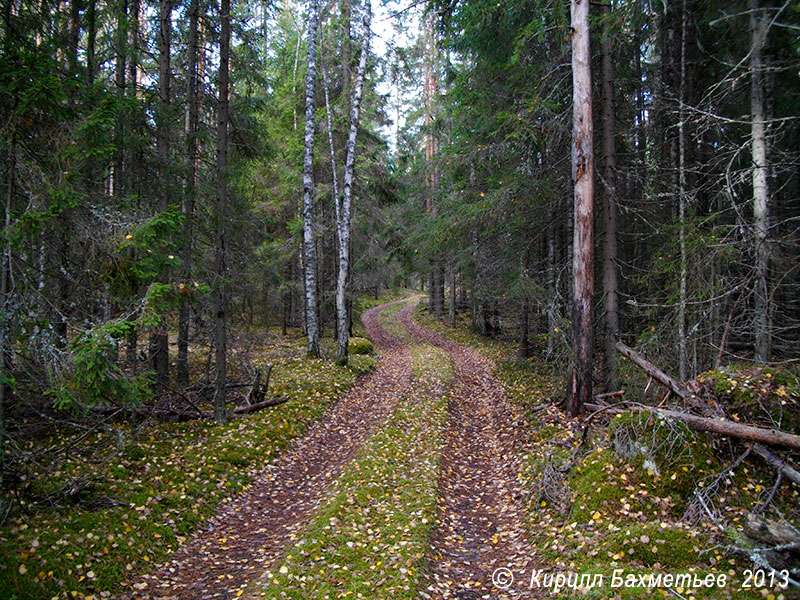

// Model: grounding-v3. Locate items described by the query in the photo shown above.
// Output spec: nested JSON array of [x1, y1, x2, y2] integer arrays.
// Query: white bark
[[302, 0, 321, 357], [336, 0, 371, 364], [751, 0, 770, 362]]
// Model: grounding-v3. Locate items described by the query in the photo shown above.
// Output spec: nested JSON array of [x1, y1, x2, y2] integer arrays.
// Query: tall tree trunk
[[335, 0, 371, 365], [677, 0, 688, 379], [0, 132, 15, 505], [566, 0, 594, 416], [86, 0, 96, 84], [424, 10, 443, 319], [213, 0, 231, 423], [151, 0, 171, 390], [177, 0, 200, 388], [601, 2, 619, 392], [111, 0, 127, 197], [302, 0, 321, 357], [68, 0, 79, 77], [750, 0, 770, 362]]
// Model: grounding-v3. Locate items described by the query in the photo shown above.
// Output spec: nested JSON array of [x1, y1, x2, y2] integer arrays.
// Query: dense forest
[[1, 0, 799, 597]]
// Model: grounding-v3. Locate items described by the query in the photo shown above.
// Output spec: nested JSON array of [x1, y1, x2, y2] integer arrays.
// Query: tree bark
[[86, 0, 96, 84], [177, 0, 200, 389], [750, 0, 770, 363], [151, 0, 172, 390], [213, 0, 231, 423], [302, 0, 321, 357], [601, 2, 619, 392], [677, 0, 688, 380], [566, 0, 594, 416], [336, 0, 371, 365]]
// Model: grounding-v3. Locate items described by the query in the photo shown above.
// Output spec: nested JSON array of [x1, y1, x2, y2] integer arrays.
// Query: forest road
[[397, 302, 540, 600], [120, 299, 414, 600], [121, 297, 540, 600]]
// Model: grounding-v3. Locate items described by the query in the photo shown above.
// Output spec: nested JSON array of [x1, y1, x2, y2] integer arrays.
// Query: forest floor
[[4, 294, 795, 599], [120, 296, 539, 600]]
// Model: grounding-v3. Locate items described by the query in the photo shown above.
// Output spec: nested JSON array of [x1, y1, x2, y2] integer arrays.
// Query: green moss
[[348, 336, 375, 355], [609, 411, 716, 504], [347, 354, 376, 375]]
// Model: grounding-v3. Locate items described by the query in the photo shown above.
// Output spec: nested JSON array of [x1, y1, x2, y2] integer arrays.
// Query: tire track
[[397, 305, 539, 600], [121, 301, 414, 600]]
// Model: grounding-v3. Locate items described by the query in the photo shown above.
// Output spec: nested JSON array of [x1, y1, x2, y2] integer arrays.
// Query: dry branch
[[752, 443, 800, 487], [585, 403, 800, 451], [615, 341, 689, 399]]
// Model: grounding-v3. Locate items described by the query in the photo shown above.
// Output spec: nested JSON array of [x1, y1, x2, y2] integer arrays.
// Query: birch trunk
[[750, 0, 770, 363], [302, 0, 321, 357], [213, 0, 231, 423], [336, 0, 371, 364], [566, 0, 594, 416]]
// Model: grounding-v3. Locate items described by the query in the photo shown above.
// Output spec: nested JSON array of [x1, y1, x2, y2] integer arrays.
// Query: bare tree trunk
[[424, 10, 443, 319], [336, 0, 371, 365], [750, 0, 770, 362], [677, 0, 688, 380], [68, 0, 79, 77], [151, 0, 172, 390], [177, 0, 200, 389], [566, 0, 594, 416], [0, 132, 15, 504], [86, 0, 96, 84], [213, 0, 231, 423], [302, 0, 321, 357], [111, 0, 127, 197], [601, 2, 619, 392]]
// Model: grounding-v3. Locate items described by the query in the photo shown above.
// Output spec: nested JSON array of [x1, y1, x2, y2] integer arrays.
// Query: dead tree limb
[[585, 403, 800, 451], [752, 443, 800, 487], [615, 342, 689, 399]]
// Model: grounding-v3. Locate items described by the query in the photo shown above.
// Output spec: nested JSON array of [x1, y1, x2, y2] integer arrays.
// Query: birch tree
[[335, 0, 372, 365], [750, 0, 770, 362], [302, 0, 321, 357]]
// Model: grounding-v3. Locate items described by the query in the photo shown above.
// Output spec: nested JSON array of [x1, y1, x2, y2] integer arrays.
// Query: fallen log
[[229, 395, 287, 416], [584, 403, 800, 451], [752, 443, 800, 487]]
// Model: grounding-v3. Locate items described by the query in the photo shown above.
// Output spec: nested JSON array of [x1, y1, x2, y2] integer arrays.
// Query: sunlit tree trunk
[[566, 0, 594, 416], [336, 0, 372, 365], [677, 0, 688, 380], [302, 0, 321, 357]]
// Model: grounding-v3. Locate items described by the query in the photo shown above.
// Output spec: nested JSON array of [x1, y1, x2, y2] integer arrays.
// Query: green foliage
[[107, 208, 184, 296], [47, 320, 152, 412]]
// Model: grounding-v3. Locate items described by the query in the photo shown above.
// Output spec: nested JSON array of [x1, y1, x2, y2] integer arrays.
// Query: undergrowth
[[0, 329, 371, 600], [410, 298, 794, 600]]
